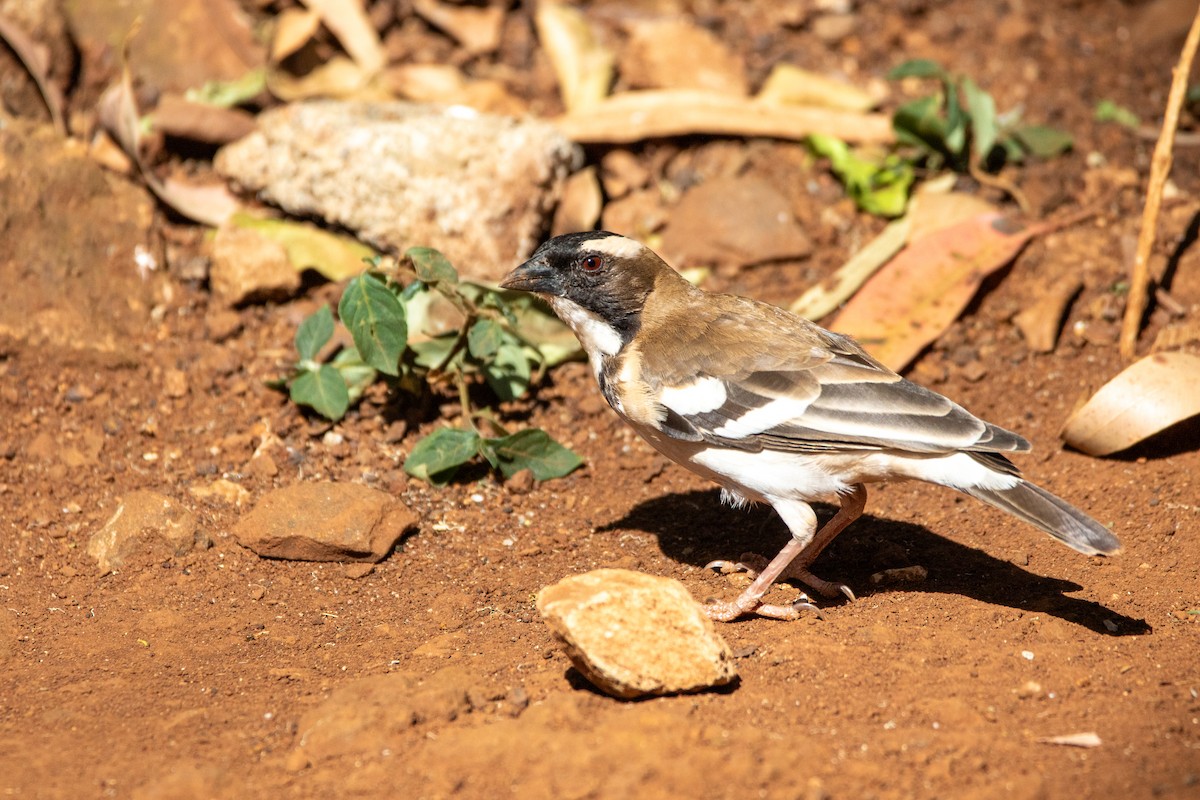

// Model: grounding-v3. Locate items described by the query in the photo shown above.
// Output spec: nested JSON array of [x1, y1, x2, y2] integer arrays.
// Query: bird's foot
[[706, 554, 855, 601], [702, 593, 821, 623]]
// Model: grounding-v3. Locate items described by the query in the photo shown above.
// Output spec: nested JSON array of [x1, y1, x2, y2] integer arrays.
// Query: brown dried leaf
[[97, 27, 241, 227], [1013, 275, 1083, 353], [296, 0, 385, 76], [412, 0, 505, 55], [1061, 352, 1200, 456], [0, 13, 65, 134], [152, 94, 257, 144], [551, 166, 602, 236], [555, 90, 893, 144], [756, 64, 878, 112], [619, 18, 747, 96], [271, 7, 322, 62], [830, 213, 1036, 371], [268, 56, 390, 101], [534, 0, 614, 112]]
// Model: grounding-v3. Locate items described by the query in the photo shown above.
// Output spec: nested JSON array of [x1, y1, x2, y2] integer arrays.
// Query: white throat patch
[[548, 297, 623, 374]]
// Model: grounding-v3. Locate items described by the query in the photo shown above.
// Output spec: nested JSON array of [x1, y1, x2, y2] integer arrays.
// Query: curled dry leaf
[[296, 0, 385, 76], [556, 90, 893, 144], [97, 27, 241, 227], [551, 166, 603, 236], [1013, 275, 1083, 353], [152, 94, 257, 144], [0, 14, 65, 134], [412, 0, 505, 56], [1036, 732, 1103, 748], [271, 7, 322, 62], [534, 0, 614, 112], [830, 213, 1037, 372], [268, 55, 391, 101], [1061, 351, 1200, 456], [756, 64, 879, 112]]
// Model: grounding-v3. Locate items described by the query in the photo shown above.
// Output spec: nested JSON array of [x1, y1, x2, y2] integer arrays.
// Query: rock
[[87, 491, 203, 573], [0, 120, 160, 352], [290, 668, 482, 765], [232, 482, 416, 562], [215, 100, 582, 282], [868, 565, 928, 585], [209, 225, 302, 306], [659, 175, 812, 268], [536, 569, 738, 699], [619, 18, 748, 96], [188, 478, 251, 507]]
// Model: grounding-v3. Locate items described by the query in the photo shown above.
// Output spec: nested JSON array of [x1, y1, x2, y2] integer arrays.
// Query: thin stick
[[1119, 6, 1200, 359]]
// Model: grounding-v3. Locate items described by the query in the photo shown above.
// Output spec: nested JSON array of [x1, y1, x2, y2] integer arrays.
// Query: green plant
[[807, 134, 914, 217], [888, 59, 1073, 173], [285, 247, 583, 485]]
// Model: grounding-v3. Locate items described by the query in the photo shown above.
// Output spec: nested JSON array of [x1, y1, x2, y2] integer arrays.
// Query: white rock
[[537, 568, 738, 699]]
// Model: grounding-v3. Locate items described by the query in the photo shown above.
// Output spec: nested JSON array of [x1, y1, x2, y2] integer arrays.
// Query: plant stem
[[1119, 4, 1200, 359]]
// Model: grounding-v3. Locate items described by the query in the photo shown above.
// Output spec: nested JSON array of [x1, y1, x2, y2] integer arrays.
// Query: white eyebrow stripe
[[583, 236, 643, 259], [660, 377, 728, 416]]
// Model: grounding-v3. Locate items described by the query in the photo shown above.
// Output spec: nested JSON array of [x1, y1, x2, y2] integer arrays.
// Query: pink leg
[[704, 485, 868, 622]]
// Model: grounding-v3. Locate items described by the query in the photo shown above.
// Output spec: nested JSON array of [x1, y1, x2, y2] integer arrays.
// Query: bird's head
[[501, 231, 675, 352]]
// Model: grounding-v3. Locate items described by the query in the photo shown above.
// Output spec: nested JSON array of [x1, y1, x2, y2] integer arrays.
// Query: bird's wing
[[640, 298, 1028, 456]]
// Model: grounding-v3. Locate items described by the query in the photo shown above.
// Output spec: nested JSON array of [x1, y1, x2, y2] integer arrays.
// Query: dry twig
[[1119, 6, 1200, 358]]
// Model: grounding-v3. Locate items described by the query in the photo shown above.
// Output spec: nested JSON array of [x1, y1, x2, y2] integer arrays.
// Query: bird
[[500, 231, 1121, 621]]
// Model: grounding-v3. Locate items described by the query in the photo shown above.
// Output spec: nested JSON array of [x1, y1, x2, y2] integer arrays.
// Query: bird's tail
[[964, 479, 1122, 556]]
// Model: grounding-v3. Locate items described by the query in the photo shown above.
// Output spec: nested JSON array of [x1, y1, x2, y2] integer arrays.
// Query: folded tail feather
[[964, 480, 1121, 556]]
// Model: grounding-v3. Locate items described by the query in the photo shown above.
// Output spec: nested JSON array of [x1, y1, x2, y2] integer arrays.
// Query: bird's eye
[[580, 255, 603, 273]]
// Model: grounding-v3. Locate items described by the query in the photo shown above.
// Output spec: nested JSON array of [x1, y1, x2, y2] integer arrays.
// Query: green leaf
[[1011, 124, 1074, 159], [893, 95, 947, 154], [409, 334, 461, 370], [807, 134, 914, 218], [886, 59, 947, 80], [407, 247, 458, 285], [404, 427, 482, 484], [339, 273, 407, 376], [330, 347, 377, 403], [962, 77, 998, 163], [482, 341, 532, 402], [1095, 100, 1140, 130], [229, 213, 378, 282], [185, 68, 267, 107], [290, 364, 350, 421], [481, 429, 583, 480], [467, 319, 505, 359], [295, 304, 334, 362]]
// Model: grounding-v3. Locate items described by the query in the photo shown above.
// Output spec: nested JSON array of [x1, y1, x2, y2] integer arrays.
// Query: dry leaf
[[534, 0, 614, 112], [0, 14, 65, 134], [97, 27, 241, 227], [412, 0, 505, 55], [830, 213, 1036, 371], [296, 0, 385, 76], [1061, 352, 1200, 456], [1036, 732, 1102, 748], [619, 18, 747, 96], [789, 175, 957, 321], [1013, 275, 1083, 353], [555, 89, 893, 144], [271, 8, 322, 62], [551, 166, 603, 236], [152, 94, 257, 144], [228, 212, 377, 282], [790, 216, 911, 321], [756, 64, 877, 112], [268, 56, 390, 101]]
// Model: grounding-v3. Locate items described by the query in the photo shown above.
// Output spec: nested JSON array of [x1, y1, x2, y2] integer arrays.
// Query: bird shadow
[[599, 489, 1150, 637]]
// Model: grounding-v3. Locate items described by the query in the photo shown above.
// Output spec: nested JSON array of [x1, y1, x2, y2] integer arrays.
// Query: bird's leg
[[703, 485, 868, 621], [777, 484, 867, 601]]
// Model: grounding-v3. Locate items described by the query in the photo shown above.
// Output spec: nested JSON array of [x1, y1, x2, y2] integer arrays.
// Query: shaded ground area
[[1, 1, 1199, 798]]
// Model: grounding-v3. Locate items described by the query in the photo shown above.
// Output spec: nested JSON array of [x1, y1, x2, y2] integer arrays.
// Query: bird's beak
[[500, 254, 557, 295]]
